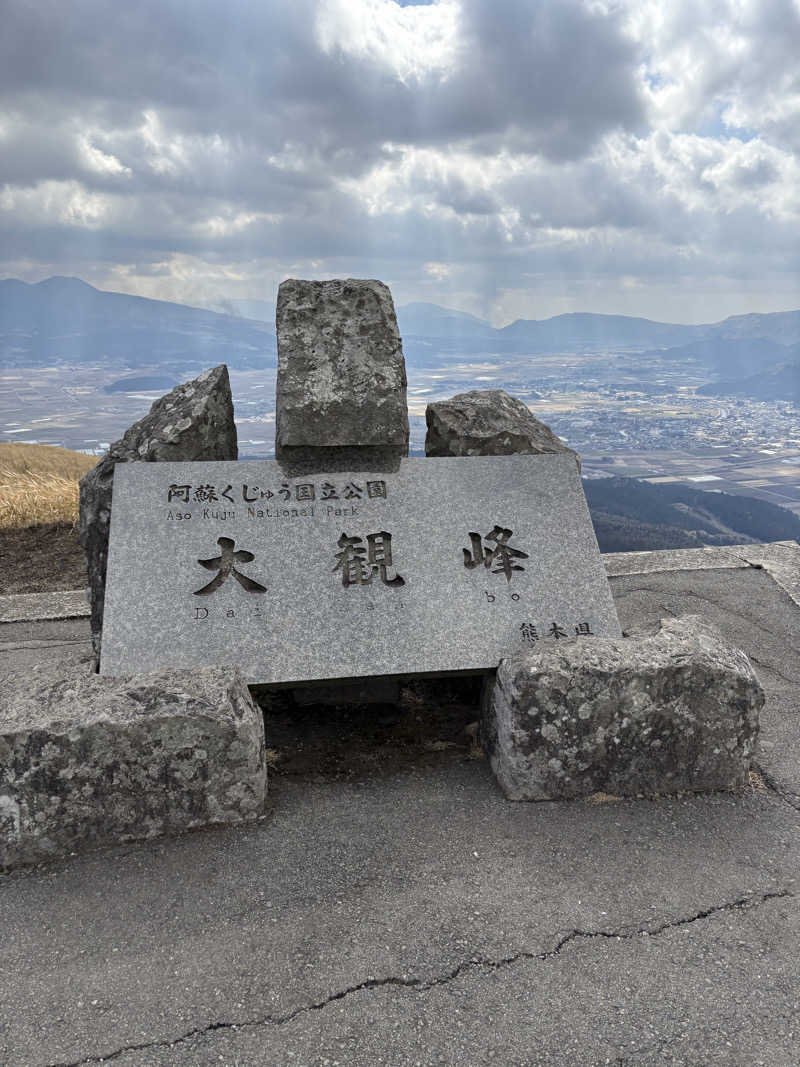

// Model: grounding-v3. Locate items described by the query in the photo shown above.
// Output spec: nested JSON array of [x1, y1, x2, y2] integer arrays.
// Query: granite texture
[[79, 365, 238, 664], [275, 278, 409, 475], [0, 664, 266, 870], [481, 614, 763, 801], [99, 454, 620, 683], [425, 389, 580, 469]]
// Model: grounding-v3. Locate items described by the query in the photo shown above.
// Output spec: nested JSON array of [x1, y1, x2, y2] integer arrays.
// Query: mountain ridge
[[2, 275, 800, 372], [0, 276, 276, 370]]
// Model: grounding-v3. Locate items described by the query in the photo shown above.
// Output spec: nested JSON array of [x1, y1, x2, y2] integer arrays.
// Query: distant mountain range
[[0, 276, 276, 370], [2, 277, 800, 389]]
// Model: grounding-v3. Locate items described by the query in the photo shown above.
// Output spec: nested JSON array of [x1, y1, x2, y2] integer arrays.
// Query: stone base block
[[1, 665, 266, 870], [481, 615, 763, 801]]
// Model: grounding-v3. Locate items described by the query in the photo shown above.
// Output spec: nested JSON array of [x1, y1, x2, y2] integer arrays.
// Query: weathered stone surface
[[481, 615, 762, 800], [79, 365, 238, 663], [0, 664, 266, 870], [275, 278, 409, 475], [425, 389, 579, 468]]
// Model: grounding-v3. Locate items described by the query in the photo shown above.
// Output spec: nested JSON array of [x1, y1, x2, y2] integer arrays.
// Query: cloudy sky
[[1, 0, 799, 324]]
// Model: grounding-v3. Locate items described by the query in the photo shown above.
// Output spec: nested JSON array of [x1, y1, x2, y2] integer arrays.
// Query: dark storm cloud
[[438, 0, 645, 158], [0, 0, 643, 180], [0, 0, 650, 289]]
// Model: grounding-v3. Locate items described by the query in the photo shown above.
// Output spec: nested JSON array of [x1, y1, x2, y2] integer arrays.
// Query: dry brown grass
[[0, 443, 97, 529]]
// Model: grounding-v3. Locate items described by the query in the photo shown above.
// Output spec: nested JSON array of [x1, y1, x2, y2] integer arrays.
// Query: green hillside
[[584, 476, 800, 553]]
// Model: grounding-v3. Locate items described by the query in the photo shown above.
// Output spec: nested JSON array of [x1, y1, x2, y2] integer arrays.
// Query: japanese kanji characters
[[333, 531, 405, 588], [169, 479, 389, 504], [193, 537, 267, 596], [463, 525, 529, 582]]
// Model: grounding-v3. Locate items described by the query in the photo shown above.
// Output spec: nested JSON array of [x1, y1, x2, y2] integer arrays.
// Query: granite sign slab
[[100, 454, 621, 683]]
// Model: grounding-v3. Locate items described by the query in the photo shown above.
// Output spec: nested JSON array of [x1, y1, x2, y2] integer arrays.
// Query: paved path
[[1, 545, 799, 1066]]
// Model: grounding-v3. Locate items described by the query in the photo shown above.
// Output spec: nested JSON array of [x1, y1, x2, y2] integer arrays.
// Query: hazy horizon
[[4, 273, 800, 331]]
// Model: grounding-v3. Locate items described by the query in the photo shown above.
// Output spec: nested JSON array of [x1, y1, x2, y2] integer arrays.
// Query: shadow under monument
[[253, 676, 484, 782]]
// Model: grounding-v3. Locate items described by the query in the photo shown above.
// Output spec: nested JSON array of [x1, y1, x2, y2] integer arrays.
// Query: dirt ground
[[259, 676, 485, 782], [0, 522, 87, 595]]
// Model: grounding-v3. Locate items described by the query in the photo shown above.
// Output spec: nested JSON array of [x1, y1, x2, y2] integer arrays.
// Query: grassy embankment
[[0, 443, 96, 528]]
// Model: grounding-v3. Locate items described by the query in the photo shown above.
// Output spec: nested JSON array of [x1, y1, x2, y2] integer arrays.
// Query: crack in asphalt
[[50, 888, 793, 1067], [729, 552, 764, 570], [747, 656, 800, 686], [0, 638, 89, 652], [753, 762, 800, 813]]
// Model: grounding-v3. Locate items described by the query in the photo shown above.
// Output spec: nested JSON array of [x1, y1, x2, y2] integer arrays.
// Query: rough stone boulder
[[425, 389, 579, 467], [275, 278, 409, 475], [481, 615, 762, 801], [79, 364, 238, 662], [0, 664, 266, 870]]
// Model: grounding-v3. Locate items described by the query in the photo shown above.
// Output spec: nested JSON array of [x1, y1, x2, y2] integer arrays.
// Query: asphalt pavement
[[1, 543, 798, 1067]]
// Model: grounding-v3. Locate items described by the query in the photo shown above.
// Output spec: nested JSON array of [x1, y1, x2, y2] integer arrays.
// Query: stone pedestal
[[481, 615, 763, 800], [0, 664, 266, 871]]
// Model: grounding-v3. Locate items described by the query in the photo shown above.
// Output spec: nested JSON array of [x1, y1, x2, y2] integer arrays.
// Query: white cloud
[[626, 0, 800, 148], [79, 138, 131, 178], [315, 0, 460, 82]]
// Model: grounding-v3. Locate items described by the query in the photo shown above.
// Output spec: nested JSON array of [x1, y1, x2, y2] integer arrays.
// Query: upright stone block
[[0, 664, 266, 871], [481, 615, 763, 800], [275, 278, 409, 475], [426, 389, 579, 468], [79, 365, 238, 663]]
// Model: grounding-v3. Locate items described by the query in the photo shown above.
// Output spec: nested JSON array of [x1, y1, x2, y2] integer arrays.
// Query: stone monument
[[98, 452, 622, 683], [0, 276, 767, 875]]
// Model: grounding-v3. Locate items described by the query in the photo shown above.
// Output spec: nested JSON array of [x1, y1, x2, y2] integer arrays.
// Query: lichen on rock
[[0, 664, 266, 870], [481, 614, 763, 800]]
